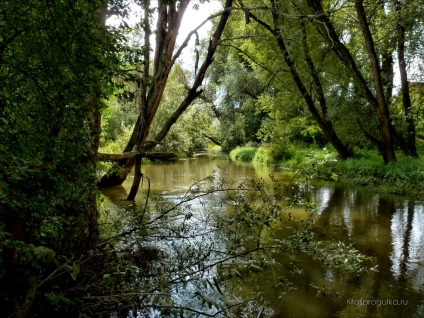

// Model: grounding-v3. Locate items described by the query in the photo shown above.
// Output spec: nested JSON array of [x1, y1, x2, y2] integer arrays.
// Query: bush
[[229, 147, 258, 162], [326, 149, 424, 195], [251, 143, 294, 165], [252, 146, 274, 165]]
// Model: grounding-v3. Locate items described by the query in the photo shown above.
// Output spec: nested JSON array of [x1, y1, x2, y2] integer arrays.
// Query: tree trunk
[[99, 0, 188, 188], [354, 0, 396, 163], [265, 0, 353, 159], [300, 19, 353, 159], [306, 0, 396, 163], [395, 0, 417, 157], [82, 1, 110, 243], [127, 155, 143, 200]]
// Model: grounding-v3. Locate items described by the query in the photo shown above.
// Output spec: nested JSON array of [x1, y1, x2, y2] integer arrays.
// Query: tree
[[99, 0, 234, 200], [393, 0, 418, 156], [207, 42, 268, 152], [0, 0, 117, 315], [304, 0, 422, 162], [354, 0, 396, 162], [211, 0, 353, 159]]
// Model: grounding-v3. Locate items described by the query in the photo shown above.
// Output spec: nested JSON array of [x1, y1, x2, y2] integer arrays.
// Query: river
[[101, 153, 424, 318]]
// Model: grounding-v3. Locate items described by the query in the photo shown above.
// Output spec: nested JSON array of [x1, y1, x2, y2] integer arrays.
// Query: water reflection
[[101, 154, 424, 317], [391, 202, 424, 292]]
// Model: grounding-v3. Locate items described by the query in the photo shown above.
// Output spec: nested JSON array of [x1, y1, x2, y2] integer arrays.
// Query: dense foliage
[[207, 0, 424, 163], [0, 0, 117, 315]]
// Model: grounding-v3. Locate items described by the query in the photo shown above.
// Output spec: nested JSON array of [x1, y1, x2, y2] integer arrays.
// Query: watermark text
[[347, 298, 408, 307]]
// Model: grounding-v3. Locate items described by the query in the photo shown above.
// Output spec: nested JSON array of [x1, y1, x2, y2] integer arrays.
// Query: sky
[[177, 1, 223, 66]]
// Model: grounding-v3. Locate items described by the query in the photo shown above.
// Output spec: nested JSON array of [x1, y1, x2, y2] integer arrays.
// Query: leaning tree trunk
[[99, 0, 188, 189], [299, 19, 353, 159], [249, 0, 353, 159], [126, 0, 234, 200]]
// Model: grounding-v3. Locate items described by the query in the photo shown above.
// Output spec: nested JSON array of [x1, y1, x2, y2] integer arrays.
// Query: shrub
[[229, 147, 258, 162]]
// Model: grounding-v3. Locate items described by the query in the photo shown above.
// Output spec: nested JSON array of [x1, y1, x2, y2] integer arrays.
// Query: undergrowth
[[230, 145, 424, 196], [229, 147, 258, 162], [328, 150, 424, 196]]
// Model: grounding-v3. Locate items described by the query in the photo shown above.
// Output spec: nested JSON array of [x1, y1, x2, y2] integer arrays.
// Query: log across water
[[98, 151, 178, 162]]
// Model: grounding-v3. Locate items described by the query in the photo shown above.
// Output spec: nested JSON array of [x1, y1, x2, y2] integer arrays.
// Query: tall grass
[[229, 147, 258, 162]]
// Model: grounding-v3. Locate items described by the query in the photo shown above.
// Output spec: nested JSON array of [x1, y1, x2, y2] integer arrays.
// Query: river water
[[101, 153, 424, 318]]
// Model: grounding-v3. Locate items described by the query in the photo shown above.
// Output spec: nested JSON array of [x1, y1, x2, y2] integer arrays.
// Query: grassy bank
[[229, 146, 258, 162], [229, 145, 337, 167], [327, 151, 424, 196], [229, 146, 424, 196]]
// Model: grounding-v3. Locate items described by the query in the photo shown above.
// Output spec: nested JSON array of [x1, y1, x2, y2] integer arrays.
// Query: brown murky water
[[101, 153, 424, 318]]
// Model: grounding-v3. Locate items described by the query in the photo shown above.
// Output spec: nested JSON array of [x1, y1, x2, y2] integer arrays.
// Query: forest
[[1, 0, 423, 317]]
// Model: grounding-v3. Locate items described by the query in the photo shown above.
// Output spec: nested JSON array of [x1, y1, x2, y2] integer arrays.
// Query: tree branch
[[97, 151, 177, 162]]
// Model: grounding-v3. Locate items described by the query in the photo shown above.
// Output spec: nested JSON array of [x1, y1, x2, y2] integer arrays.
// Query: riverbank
[[229, 146, 424, 196]]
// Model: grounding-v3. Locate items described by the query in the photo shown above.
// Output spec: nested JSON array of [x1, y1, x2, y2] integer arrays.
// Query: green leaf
[[233, 269, 243, 279], [213, 277, 223, 295], [249, 264, 264, 272], [70, 262, 80, 281]]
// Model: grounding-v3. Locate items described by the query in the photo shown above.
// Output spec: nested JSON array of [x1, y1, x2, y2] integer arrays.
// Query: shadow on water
[[100, 153, 424, 317]]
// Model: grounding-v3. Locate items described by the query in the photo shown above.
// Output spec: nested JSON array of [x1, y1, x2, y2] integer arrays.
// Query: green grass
[[229, 147, 258, 162], [328, 150, 424, 195], [230, 145, 424, 196]]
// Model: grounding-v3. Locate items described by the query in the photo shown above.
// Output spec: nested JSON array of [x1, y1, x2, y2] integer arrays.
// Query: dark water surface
[[101, 153, 424, 318]]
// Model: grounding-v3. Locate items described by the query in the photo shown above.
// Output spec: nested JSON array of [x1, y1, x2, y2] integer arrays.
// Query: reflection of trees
[[398, 200, 414, 302], [100, 185, 128, 203], [327, 192, 424, 318], [389, 200, 424, 317], [100, 160, 424, 317], [395, 200, 414, 283], [366, 197, 394, 317], [312, 186, 424, 317], [316, 186, 349, 239]]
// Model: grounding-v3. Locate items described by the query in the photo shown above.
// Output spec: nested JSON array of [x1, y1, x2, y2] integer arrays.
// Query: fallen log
[[98, 151, 178, 162]]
